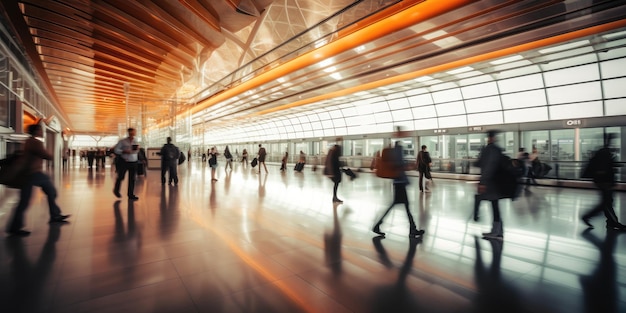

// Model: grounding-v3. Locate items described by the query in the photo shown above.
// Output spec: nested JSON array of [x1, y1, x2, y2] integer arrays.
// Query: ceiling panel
[[0, 0, 625, 135]]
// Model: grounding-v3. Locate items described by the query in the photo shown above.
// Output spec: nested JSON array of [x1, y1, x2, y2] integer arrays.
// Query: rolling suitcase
[[294, 162, 304, 172], [251, 157, 258, 168]]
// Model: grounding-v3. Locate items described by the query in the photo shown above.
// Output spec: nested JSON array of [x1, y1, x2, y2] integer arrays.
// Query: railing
[[223, 154, 625, 183], [340, 156, 626, 183]]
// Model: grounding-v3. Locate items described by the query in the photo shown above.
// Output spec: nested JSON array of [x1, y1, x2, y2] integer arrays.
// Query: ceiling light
[[414, 76, 433, 82], [446, 66, 473, 75], [490, 55, 523, 65], [319, 59, 333, 68], [323, 66, 337, 73], [602, 30, 626, 40], [330, 73, 342, 80], [539, 40, 589, 54], [354, 45, 366, 53]]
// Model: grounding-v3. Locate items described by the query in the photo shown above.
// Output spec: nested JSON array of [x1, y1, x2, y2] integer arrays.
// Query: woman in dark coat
[[475, 130, 505, 239], [325, 144, 343, 203]]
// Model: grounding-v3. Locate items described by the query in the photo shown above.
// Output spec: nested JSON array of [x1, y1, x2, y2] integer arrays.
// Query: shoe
[[332, 198, 343, 203], [128, 195, 139, 200], [113, 190, 121, 198], [424, 189, 431, 193], [372, 224, 385, 236], [7, 229, 31, 236], [482, 221, 503, 240], [409, 228, 425, 238], [606, 222, 626, 231], [212, 178, 218, 181], [49, 214, 70, 223], [581, 216, 593, 228]]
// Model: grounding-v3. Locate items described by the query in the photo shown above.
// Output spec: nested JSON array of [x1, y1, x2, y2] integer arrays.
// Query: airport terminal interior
[[1, 0, 626, 312]]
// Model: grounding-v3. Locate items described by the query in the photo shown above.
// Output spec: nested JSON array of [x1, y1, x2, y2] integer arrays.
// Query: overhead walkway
[[0, 161, 624, 312]]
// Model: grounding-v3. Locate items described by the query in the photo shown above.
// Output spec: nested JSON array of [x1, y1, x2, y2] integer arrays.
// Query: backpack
[[375, 147, 402, 179], [0, 151, 29, 188], [581, 148, 613, 183], [496, 154, 524, 199]]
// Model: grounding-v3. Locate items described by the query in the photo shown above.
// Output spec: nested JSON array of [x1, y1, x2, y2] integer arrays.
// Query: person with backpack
[[581, 133, 626, 231], [475, 130, 506, 240], [372, 134, 425, 238], [157, 137, 180, 185]]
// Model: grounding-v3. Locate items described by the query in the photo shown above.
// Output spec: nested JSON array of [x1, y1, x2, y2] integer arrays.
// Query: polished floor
[[0, 160, 625, 313]]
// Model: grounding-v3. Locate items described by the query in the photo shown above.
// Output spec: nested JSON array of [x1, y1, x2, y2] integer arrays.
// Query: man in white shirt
[[113, 128, 139, 200]]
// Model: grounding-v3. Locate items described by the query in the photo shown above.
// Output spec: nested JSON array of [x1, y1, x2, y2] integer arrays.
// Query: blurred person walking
[[280, 151, 288, 171], [295, 150, 306, 172], [475, 130, 506, 239], [6, 124, 70, 236], [416, 145, 432, 192], [158, 137, 180, 185], [224, 145, 233, 171], [208, 146, 219, 181], [257, 144, 268, 174], [113, 127, 140, 200], [581, 133, 626, 231], [325, 143, 343, 203], [372, 137, 424, 238], [241, 148, 249, 167]]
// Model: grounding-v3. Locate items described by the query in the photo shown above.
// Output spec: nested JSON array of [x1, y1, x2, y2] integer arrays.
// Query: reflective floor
[[1, 161, 625, 313]]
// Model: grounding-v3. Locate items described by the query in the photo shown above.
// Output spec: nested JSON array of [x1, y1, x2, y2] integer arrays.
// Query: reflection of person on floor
[[324, 202, 344, 275], [473, 236, 524, 313], [370, 236, 421, 312], [3, 224, 63, 312], [580, 229, 620, 313]]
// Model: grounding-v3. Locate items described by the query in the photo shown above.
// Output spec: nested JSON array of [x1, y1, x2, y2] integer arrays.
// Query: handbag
[[178, 151, 186, 165]]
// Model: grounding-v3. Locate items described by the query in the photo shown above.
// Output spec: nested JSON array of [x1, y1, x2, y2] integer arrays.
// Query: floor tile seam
[[49, 276, 191, 311], [177, 272, 208, 313], [54, 257, 180, 283], [287, 273, 356, 313], [225, 273, 334, 312]]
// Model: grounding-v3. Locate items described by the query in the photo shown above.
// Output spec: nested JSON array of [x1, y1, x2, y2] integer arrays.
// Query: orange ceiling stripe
[[188, 0, 475, 117], [255, 19, 626, 116]]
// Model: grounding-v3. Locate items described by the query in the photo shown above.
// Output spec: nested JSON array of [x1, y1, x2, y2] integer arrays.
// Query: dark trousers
[[583, 184, 619, 224], [161, 161, 178, 184], [7, 172, 62, 231], [114, 162, 137, 196], [474, 194, 501, 222], [375, 183, 416, 229], [419, 171, 428, 191]]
